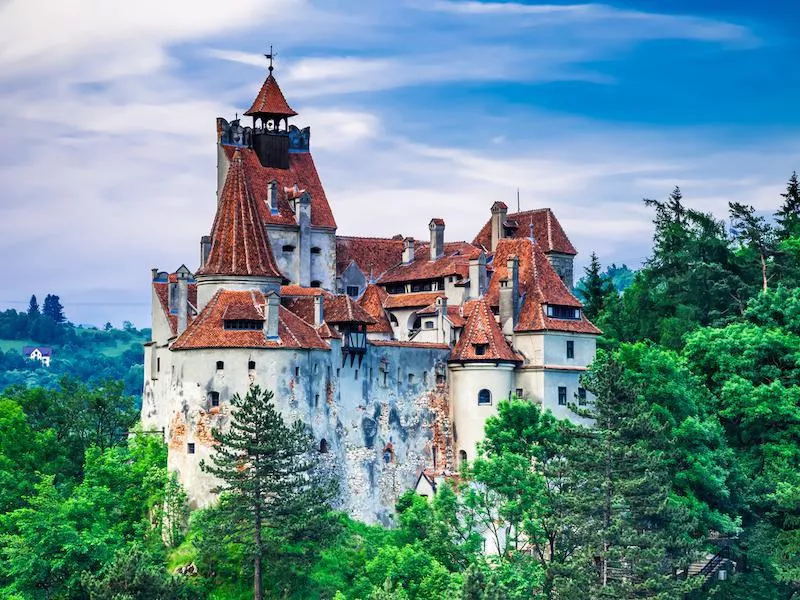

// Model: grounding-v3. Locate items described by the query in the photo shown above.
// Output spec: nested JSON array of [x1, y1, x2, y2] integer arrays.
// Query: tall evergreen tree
[[775, 171, 800, 241], [729, 202, 775, 292], [27, 294, 39, 317], [560, 353, 702, 598], [42, 294, 66, 323], [201, 386, 336, 600], [577, 252, 616, 321]]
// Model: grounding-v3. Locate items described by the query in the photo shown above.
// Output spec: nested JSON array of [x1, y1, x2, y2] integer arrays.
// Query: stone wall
[[142, 341, 451, 523]]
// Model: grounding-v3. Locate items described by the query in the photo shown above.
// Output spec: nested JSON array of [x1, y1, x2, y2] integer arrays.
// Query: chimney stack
[[498, 255, 519, 337], [402, 237, 415, 264], [490, 201, 508, 252], [264, 291, 280, 340], [176, 265, 191, 335], [267, 180, 278, 214], [429, 218, 445, 261], [436, 296, 448, 344], [468, 252, 487, 299], [200, 236, 212, 267], [313, 294, 324, 326]]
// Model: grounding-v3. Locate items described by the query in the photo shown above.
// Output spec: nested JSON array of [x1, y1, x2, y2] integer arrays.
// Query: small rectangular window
[[315, 394, 320, 407], [336, 368, 340, 377], [355, 369, 359, 381], [424, 320, 435, 329], [566, 340, 575, 359], [248, 360, 256, 370], [408, 373, 415, 384], [187, 443, 195, 454], [515, 388, 523, 398], [383, 371, 388, 387], [558, 386, 568, 406], [295, 366, 300, 378], [346, 285, 360, 297], [209, 391, 220, 407], [423, 371, 428, 386], [578, 387, 587, 406], [157, 357, 161, 372], [216, 361, 224, 370]]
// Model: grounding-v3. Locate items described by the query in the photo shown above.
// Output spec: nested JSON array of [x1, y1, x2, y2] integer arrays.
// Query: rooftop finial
[[265, 44, 275, 74]]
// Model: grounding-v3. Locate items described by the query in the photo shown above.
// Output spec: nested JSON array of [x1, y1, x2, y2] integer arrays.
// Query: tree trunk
[[254, 505, 263, 600], [760, 251, 768, 292]]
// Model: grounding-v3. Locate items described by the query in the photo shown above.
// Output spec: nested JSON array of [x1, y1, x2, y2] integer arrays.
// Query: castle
[[141, 63, 600, 524]]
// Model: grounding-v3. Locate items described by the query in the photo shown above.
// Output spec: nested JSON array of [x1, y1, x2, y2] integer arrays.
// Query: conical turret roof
[[244, 72, 297, 118], [450, 298, 521, 363], [197, 149, 284, 279]]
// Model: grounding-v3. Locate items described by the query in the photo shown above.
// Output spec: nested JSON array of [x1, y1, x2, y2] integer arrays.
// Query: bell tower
[[244, 48, 297, 169]]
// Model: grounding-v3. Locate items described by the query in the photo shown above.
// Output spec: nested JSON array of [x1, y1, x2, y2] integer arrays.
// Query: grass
[[0, 339, 39, 353]]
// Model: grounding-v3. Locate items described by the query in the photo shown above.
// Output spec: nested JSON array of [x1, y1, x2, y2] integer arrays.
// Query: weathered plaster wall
[[266, 227, 300, 283], [309, 229, 336, 290], [146, 342, 451, 523], [448, 362, 515, 464]]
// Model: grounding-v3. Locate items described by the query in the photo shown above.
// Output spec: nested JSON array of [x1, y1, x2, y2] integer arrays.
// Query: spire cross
[[265, 45, 275, 73]]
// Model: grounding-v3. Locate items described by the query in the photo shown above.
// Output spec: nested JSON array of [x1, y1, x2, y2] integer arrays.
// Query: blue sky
[[0, 0, 797, 326]]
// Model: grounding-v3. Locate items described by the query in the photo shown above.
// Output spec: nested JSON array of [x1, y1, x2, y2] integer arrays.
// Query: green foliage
[[82, 544, 201, 599], [575, 252, 617, 321], [200, 385, 338, 599]]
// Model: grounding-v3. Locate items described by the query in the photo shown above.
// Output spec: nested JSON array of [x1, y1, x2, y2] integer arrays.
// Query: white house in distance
[[22, 346, 52, 367], [141, 62, 600, 524]]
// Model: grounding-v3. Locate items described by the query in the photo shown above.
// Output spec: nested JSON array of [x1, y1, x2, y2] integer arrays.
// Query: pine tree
[[27, 295, 39, 317], [577, 252, 615, 321], [559, 353, 703, 598], [200, 385, 336, 600], [42, 294, 66, 323], [729, 202, 775, 292], [775, 171, 800, 241]]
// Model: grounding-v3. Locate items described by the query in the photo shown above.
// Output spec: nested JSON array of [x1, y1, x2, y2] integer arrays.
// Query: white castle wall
[[143, 341, 451, 524]]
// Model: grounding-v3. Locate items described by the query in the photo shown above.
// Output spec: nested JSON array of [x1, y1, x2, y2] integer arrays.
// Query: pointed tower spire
[[244, 48, 297, 120], [197, 149, 283, 279]]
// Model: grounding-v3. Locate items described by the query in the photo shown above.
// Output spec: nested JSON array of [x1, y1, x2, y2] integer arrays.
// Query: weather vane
[[265, 45, 275, 73]]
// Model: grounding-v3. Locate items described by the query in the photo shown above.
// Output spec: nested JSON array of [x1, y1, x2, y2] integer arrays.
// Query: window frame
[[566, 340, 575, 359], [558, 386, 568, 406], [478, 388, 492, 405]]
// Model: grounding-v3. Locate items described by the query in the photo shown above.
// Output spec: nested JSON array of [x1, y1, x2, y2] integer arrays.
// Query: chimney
[[176, 265, 191, 335], [490, 201, 508, 252], [402, 237, 415, 264], [264, 291, 280, 340], [267, 180, 278, 214], [313, 294, 324, 326], [429, 218, 445, 261], [499, 255, 519, 337], [151, 267, 159, 281], [200, 236, 212, 267], [296, 191, 312, 287], [436, 296, 448, 344], [468, 252, 487, 299]]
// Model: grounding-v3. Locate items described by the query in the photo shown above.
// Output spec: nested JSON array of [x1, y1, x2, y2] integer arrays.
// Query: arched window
[[383, 444, 395, 464], [459, 449, 467, 463], [319, 439, 328, 453], [389, 313, 399, 326], [478, 389, 491, 405], [216, 361, 224, 371]]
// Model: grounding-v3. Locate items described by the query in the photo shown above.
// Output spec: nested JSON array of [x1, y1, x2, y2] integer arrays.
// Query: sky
[[0, 0, 798, 327]]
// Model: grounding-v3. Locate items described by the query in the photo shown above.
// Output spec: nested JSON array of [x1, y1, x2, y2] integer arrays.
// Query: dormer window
[[546, 305, 581, 320], [474, 343, 488, 356], [282, 244, 295, 253], [224, 319, 263, 330]]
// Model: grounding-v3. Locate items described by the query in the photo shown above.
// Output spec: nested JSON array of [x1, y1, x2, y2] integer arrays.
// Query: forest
[[0, 174, 798, 599]]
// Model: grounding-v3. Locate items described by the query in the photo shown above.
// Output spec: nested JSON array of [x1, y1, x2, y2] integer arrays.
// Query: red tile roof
[[446, 305, 467, 328], [383, 291, 444, 309], [153, 281, 197, 336], [335, 236, 406, 280], [358, 284, 394, 334], [244, 73, 298, 117], [473, 208, 577, 255], [369, 340, 451, 350], [280, 285, 330, 297], [450, 298, 521, 363], [323, 295, 376, 324], [487, 238, 600, 335], [197, 150, 284, 279], [221, 302, 263, 320], [377, 241, 482, 284], [172, 290, 329, 350], [223, 146, 336, 230]]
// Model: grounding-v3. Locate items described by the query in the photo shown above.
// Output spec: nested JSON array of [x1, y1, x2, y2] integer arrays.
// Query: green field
[[0, 339, 39, 353]]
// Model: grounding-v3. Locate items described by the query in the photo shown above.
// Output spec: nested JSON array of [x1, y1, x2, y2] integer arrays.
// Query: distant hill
[[0, 308, 148, 400]]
